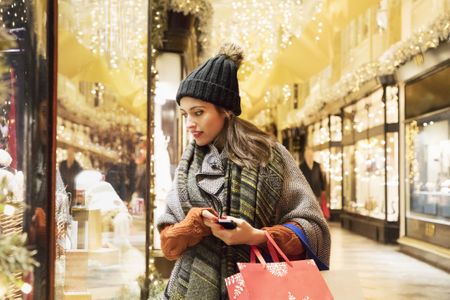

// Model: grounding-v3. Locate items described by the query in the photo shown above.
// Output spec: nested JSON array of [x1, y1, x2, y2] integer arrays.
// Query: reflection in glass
[[56, 0, 148, 298]]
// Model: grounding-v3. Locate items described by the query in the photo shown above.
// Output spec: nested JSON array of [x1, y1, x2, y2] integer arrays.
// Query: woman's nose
[[185, 116, 195, 129]]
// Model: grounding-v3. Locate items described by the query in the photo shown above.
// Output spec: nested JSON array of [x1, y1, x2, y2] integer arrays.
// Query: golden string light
[[211, 0, 322, 79], [300, 12, 450, 120]]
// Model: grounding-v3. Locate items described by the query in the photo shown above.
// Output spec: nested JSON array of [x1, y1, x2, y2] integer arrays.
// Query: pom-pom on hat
[[176, 43, 243, 116]]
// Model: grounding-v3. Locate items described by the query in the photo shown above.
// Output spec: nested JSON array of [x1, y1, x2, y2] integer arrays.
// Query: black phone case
[[218, 219, 237, 229]]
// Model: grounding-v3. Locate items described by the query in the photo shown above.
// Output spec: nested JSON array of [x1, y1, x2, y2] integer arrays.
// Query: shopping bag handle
[[250, 246, 267, 267], [283, 223, 329, 270], [250, 231, 293, 267]]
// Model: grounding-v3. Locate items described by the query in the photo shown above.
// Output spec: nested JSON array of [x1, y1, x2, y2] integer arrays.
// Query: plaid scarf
[[169, 142, 284, 299]]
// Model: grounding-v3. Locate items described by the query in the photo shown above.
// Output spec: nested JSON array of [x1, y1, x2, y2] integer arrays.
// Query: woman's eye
[[194, 111, 203, 116]]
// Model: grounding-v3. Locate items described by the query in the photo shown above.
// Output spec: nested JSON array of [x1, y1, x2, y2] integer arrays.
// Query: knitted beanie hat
[[176, 43, 243, 116]]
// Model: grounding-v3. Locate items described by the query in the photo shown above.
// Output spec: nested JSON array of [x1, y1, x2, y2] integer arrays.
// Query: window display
[[354, 136, 386, 219], [55, 0, 151, 298], [343, 145, 355, 211], [342, 86, 399, 222], [329, 147, 343, 210], [406, 110, 450, 221], [387, 132, 399, 221], [307, 116, 342, 211]]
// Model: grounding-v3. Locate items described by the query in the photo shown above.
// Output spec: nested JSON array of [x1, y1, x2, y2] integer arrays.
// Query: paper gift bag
[[320, 192, 330, 220], [225, 232, 333, 300]]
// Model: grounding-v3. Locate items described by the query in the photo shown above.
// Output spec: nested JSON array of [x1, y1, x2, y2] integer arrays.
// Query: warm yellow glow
[[211, 0, 324, 80]]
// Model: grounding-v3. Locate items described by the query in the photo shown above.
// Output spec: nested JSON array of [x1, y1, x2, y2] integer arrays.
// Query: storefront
[[306, 114, 343, 220], [300, 76, 400, 237], [397, 41, 450, 272], [339, 78, 400, 243], [0, 0, 205, 298]]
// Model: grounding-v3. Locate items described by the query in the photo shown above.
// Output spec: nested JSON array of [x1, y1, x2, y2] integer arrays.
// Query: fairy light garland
[[299, 12, 450, 121], [406, 121, 419, 184], [211, 0, 321, 79]]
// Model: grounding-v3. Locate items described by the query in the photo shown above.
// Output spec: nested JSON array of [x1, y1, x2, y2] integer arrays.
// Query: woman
[[157, 44, 330, 299]]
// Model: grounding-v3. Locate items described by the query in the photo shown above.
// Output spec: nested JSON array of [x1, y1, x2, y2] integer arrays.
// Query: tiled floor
[[328, 222, 450, 300]]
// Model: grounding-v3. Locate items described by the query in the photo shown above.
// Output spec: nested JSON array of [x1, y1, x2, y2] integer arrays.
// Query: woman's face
[[180, 97, 227, 146]]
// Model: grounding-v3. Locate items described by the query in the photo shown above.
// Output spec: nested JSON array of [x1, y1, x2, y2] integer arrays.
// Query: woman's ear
[[224, 111, 232, 119]]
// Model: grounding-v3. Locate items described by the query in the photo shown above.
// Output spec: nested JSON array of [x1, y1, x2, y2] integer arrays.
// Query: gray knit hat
[[176, 43, 243, 116]]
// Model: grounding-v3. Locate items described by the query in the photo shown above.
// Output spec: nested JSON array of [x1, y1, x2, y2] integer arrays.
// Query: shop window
[[343, 145, 355, 211], [387, 132, 399, 221], [329, 147, 342, 210], [342, 85, 399, 222], [354, 136, 386, 219], [55, 1, 151, 298], [406, 110, 450, 221]]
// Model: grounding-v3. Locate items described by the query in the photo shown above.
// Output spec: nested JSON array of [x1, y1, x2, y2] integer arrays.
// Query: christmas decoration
[[300, 12, 450, 121]]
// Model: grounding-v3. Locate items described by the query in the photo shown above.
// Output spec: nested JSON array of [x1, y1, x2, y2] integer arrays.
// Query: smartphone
[[217, 218, 237, 229]]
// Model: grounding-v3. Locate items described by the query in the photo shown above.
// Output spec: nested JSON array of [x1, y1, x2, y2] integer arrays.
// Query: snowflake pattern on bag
[[225, 273, 246, 300], [288, 291, 296, 300], [237, 262, 247, 270], [267, 262, 288, 277]]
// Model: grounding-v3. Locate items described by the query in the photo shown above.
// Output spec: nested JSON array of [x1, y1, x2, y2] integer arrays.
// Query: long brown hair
[[214, 111, 276, 168]]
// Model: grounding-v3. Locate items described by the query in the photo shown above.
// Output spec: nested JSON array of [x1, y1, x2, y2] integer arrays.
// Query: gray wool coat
[[157, 143, 331, 298]]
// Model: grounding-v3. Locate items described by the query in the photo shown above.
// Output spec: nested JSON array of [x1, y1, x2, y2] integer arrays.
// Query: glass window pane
[[343, 145, 355, 212], [354, 136, 386, 219], [56, 1, 148, 298], [406, 111, 450, 222], [330, 147, 342, 209]]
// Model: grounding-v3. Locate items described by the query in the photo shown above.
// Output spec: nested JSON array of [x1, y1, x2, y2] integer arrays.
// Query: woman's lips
[[192, 131, 203, 138]]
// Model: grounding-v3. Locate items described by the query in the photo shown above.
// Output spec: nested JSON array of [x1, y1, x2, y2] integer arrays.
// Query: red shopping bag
[[321, 192, 331, 220], [225, 232, 333, 300]]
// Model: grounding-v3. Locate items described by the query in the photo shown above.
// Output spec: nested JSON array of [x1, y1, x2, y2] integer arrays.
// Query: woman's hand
[[201, 210, 267, 246]]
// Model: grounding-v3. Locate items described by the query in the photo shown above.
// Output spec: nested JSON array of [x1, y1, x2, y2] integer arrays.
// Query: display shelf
[[57, 139, 117, 162]]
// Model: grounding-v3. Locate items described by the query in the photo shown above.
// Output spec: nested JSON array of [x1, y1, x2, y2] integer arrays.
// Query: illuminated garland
[[406, 121, 419, 184], [301, 12, 450, 120]]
